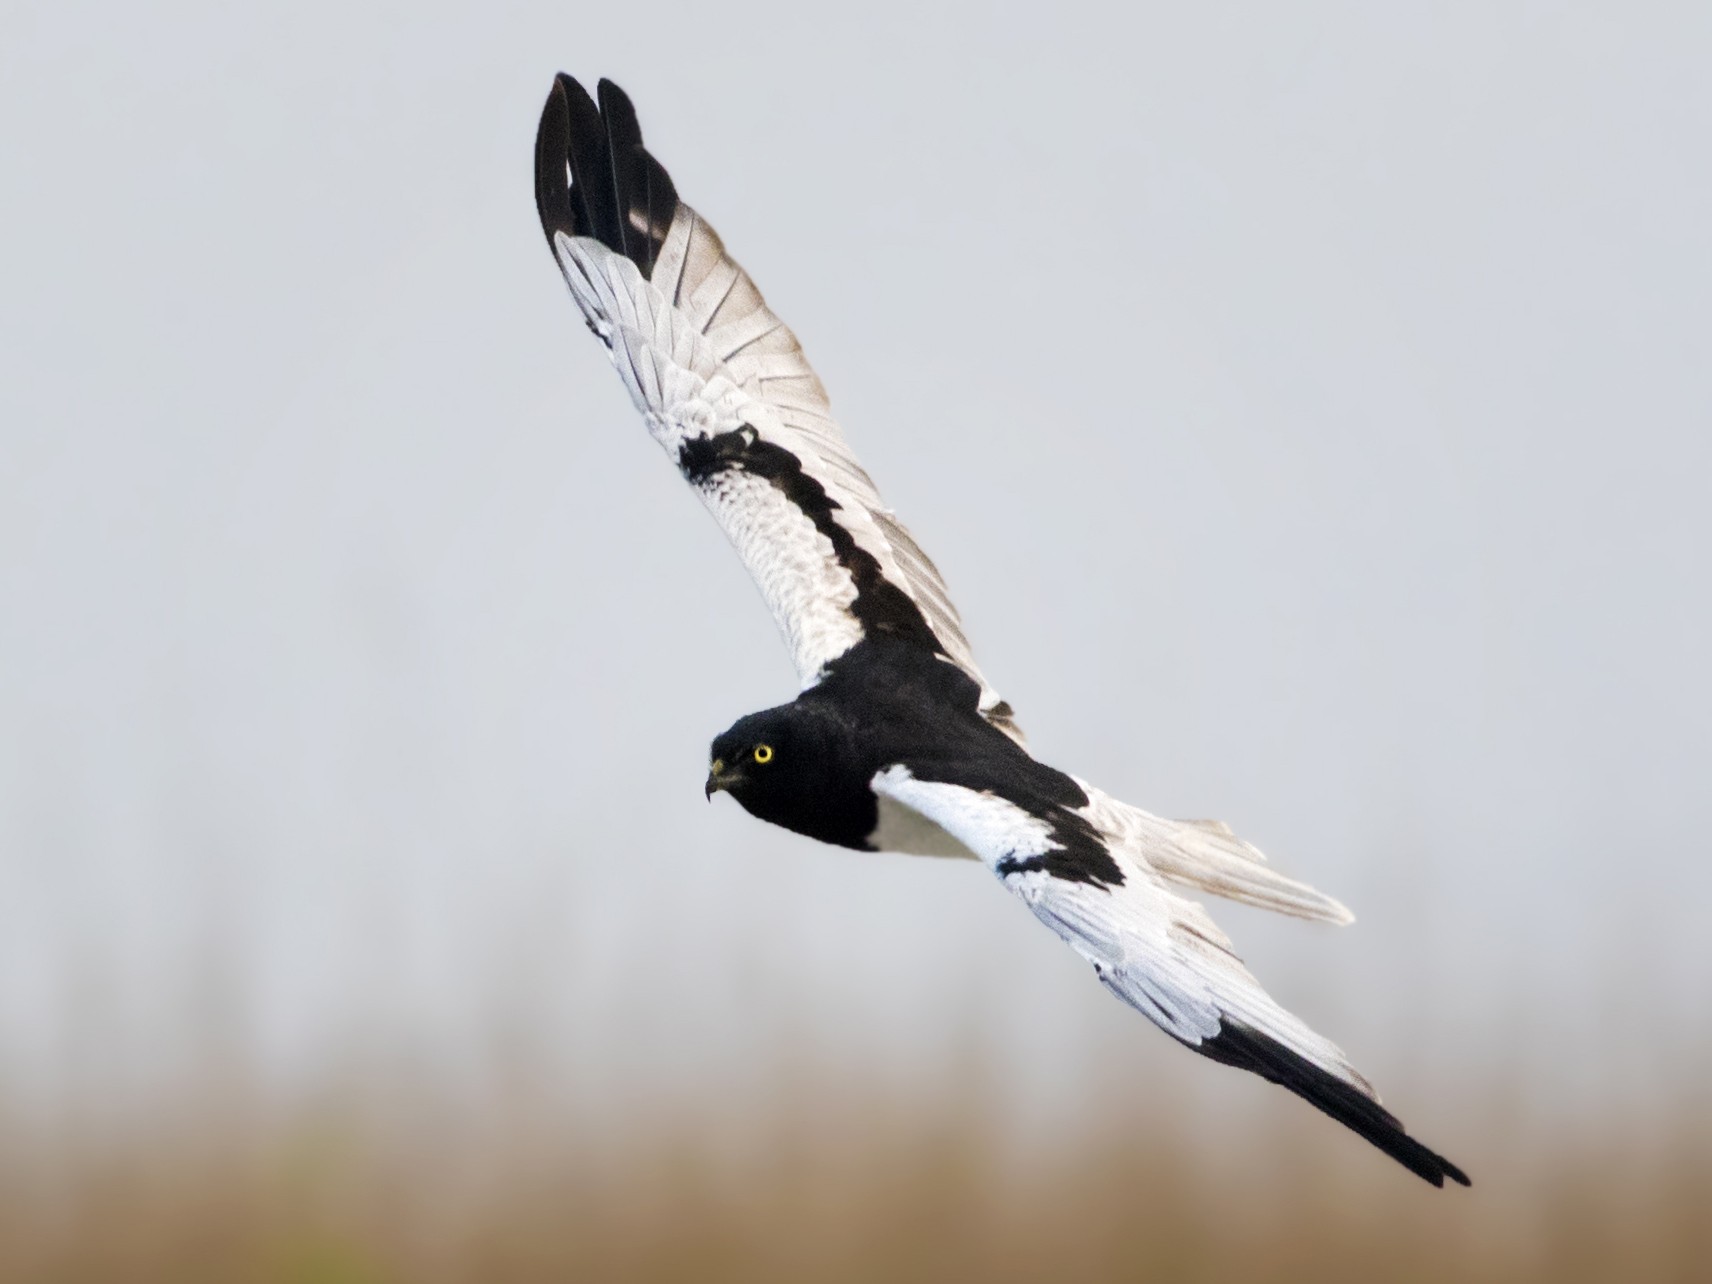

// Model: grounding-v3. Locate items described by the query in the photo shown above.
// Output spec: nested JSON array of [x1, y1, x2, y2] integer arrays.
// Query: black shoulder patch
[[1194, 1020, 1471, 1188], [995, 805, 1125, 889], [678, 427, 944, 652], [875, 731, 1120, 889], [535, 74, 679, 280]]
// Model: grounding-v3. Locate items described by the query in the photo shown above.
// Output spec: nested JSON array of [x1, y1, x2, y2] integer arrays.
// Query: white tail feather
[[1079, 786, 1354, 925]]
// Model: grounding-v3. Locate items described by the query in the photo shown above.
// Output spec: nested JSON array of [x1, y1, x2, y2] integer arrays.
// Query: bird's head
[[704, 703, 873, 847]]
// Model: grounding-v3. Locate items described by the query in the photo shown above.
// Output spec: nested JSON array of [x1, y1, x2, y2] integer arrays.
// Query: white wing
[[535, 75, 1020, 744], [870, 765, 1469, 1187]]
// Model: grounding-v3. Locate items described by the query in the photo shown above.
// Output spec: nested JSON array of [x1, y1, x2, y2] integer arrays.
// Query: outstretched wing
[[534, 75, 1020, 744], [870, 765, 1470, 1188]]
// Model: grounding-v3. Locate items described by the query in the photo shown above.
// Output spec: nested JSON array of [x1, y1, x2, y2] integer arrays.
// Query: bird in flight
[[533, 74, 1469, 1188]]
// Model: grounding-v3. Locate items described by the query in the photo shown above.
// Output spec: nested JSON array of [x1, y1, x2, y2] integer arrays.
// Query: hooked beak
[[705, 758, 742, 800]]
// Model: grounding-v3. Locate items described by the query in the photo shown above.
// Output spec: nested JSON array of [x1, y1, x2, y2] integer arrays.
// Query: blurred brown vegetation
[[0, 1054, 1705, 1284]]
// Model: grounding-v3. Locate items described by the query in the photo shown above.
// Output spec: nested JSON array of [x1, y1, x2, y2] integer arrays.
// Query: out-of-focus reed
[[0, 1046, 1704, 1283]]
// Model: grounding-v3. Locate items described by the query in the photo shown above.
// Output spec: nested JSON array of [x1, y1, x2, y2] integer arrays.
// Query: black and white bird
[[534, 74, 1469, 1188]]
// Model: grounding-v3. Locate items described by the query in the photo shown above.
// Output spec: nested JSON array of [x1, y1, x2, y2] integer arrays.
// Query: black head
[[705, 702, 875, 849]]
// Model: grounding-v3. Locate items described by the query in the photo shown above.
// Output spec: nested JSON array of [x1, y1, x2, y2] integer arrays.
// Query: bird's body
[[534, 74, 1469, 1188], [712, 636, 1073, 859]]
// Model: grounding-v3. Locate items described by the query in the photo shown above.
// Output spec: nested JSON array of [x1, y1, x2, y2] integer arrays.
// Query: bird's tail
[[1076, 784, 1355, 925]]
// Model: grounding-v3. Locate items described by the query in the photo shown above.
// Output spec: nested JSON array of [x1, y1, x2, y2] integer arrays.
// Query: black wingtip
[[533, 73, 680, 279], [1195, 1021, 1471, 1189], [533, 76, 577, 249]]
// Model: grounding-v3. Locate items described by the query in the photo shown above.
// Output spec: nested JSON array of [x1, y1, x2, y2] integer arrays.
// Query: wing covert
[[535, 75, 1020, 743]]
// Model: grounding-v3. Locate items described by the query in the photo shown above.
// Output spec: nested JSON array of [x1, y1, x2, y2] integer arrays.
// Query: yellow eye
[[753, 744, 774, 764]]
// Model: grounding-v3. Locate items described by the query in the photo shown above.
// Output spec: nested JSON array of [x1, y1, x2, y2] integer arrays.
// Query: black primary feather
[[535, 74, 680, 281], [532, 78, 578, 247], [595, 79, 640, 262], [631, 146, 678, 279], [1193, 1021, 1472, 1187], [563, 76, 617, 245]]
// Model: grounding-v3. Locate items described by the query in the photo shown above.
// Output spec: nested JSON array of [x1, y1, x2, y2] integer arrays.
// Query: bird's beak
[[705, 758, 741, 799]]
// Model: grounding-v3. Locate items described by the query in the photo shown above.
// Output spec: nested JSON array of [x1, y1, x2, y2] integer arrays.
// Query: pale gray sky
[[3, 2, 1708, 1131]]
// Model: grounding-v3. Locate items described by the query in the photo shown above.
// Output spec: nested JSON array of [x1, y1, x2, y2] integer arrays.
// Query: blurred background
[[3, 2, 1709, 1279]]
